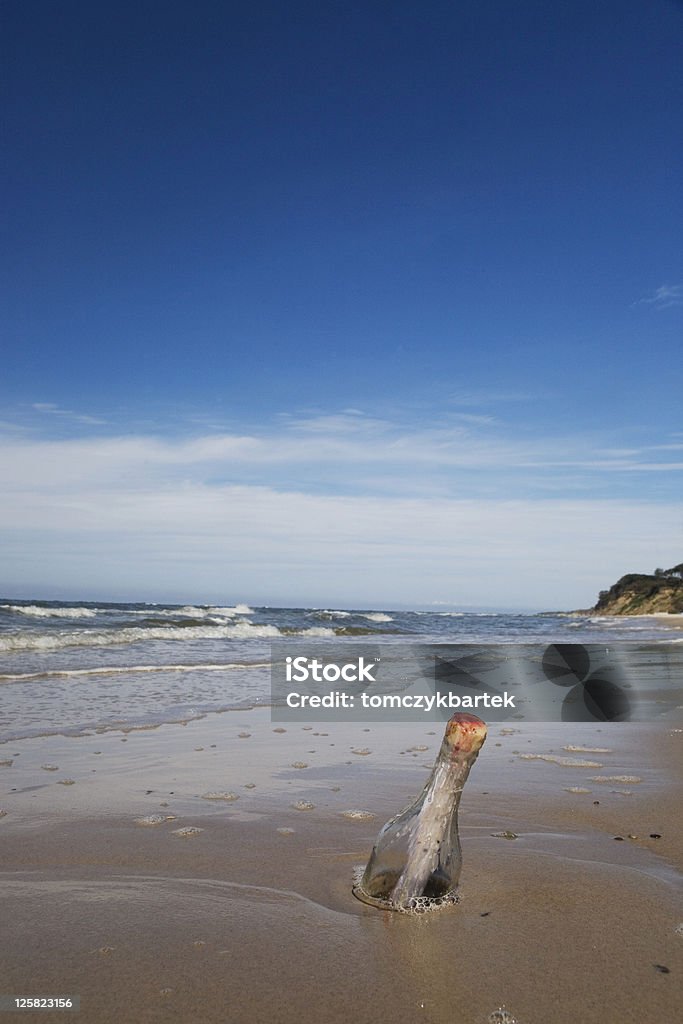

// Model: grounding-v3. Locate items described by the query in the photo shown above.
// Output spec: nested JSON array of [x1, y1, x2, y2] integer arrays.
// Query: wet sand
[[1, 713, 681, 1024]]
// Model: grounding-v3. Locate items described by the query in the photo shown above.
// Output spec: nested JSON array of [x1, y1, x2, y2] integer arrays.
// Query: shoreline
[[1, 710, 681, 1023]]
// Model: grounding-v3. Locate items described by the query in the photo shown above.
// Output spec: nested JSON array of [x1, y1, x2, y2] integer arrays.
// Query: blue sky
[[1, 0, 681, 608]]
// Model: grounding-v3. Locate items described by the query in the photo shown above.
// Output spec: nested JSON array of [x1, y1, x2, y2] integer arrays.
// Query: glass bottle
[[353, 712, 487, 911]]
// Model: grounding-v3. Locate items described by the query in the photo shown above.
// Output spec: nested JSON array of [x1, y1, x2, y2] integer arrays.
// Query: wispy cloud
[[636, 284, 683, 310], [1, 415, 682, 493], [32, 402, 107, 425], [1, 413, 680, 604]]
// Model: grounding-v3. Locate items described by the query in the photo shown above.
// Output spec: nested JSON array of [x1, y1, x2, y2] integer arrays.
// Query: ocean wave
[[0, 661, 269, 683], [0, 622, 281, 652], [0, 604, 97, 619], [280, 626, 337, 638], [123, 604, 254, 619], [360, 612, 393, 622], [308, 609, 352, 620]]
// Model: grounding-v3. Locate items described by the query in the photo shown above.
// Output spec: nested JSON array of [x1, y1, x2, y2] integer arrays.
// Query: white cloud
[[0, 420, 681, 606], [32, 402, 107, 425], [637, 284, 683, 310]]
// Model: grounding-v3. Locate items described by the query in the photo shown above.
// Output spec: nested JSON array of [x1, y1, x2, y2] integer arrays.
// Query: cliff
[[590, 564, 683, 615]]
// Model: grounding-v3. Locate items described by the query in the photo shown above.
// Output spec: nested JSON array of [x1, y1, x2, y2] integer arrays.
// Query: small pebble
[[291, 762, 308, 769], [57, 779, 76, 786], [492, 831, 518, 840], [273, 728, 286, 733], [649, 833, 662, 839], [654, 964, 670, 974], [41, 764, 59, 771], [237, 733, 251, 739]]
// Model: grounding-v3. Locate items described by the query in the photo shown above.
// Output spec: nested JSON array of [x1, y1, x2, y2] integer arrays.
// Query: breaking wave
[[0, 622, 281, 652], [1, 604, 97, 619]]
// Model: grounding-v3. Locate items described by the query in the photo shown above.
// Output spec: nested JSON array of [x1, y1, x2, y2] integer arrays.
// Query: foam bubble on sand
[[589, 775, 642, 783], [237, 732, 251, 738], [172, 826, 204, 837], [201, 791, 239, 801], [519, 754, 603, 768], [407, 745, 429, 752], [564, 786, 592, 794], [273, 727, 286, 733], [0, 809, 7, 818], [41, 763, 59, 771], [341, 809, 375, 820], [0, 759, 13, 767], [57, 779, 75, 786], [243, 783, 256, 789], [563, 745, 612, 753], [276, 827, 295, 835], [292, 800, 315, 811], [351, 748, 372, 755], [488, 1010, 517, 1024], [291, 762, 308, 769], [136, 814, 177, 825]]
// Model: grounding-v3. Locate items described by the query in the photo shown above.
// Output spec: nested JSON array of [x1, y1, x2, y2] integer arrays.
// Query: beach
[[1, 707, 681, 1024]]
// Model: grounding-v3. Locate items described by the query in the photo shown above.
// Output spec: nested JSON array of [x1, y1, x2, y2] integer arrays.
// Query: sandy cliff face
[[590, 568, 683, 615]]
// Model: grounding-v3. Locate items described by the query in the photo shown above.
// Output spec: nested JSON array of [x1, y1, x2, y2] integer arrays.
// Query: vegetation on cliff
[[591, 564, 683, 615]]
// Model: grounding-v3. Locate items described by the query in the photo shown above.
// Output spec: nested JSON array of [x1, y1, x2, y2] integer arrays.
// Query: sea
[[1, 599, 681, 743]]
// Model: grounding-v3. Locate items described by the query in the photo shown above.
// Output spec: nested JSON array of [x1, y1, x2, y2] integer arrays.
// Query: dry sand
[[1, 712, 681, 1023]]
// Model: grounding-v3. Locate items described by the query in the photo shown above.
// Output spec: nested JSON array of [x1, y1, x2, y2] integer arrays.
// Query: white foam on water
[[310, 609, 351, 619], [0, 621, 282, 652], [135, 814, 177, 825], [361, 612, 393, 622], [0, 661, 269, 683], [1, 604, 97, 619], [589, 775, 642, 783], [563, 745, 612, 753], [519, 754, 604, 768]]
